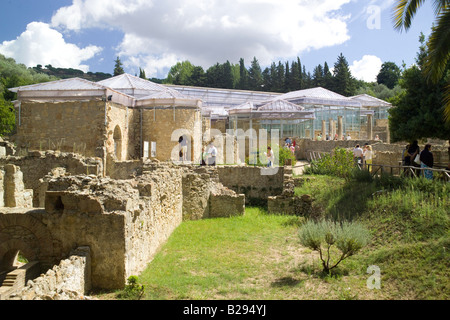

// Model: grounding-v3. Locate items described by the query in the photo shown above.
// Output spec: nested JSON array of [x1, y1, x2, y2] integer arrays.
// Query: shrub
[[298, 220, 371, 273], [305, 148, 354, 179], [245, 145, 297, 166], [118, 276, 145, 300]]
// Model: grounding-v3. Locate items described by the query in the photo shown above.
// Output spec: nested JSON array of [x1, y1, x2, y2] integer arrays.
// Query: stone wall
[[13, 247, 91, 300], [0, 165, 33, 208], [141, 108, 202, 162], [216, 166, 285, 205], [181, 166, 245, 220], [14, 100, 107, 158], [0, 151, 103, 207]]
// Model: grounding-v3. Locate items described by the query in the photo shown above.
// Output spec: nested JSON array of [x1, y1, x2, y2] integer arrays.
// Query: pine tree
[[139, 68, 146, 79], [332, 53, 357, 96], [114, 57, 125, 76], [248, 57, 263, 91], [238, 58, 249, 90]]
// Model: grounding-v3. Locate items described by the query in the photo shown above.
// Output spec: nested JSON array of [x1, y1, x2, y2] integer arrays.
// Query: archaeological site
[[1, 74, 449, 300]]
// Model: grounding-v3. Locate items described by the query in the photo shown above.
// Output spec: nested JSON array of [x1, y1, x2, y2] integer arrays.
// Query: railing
[[306, 151, 331, 162], [364, 163, 450, 182]]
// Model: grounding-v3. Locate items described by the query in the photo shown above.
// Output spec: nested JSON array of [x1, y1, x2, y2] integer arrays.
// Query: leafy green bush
[[118, 276, 145, 300], [298, 220, 371, 273], [245, 145, 297, 166], [305, 148, 355, 179]]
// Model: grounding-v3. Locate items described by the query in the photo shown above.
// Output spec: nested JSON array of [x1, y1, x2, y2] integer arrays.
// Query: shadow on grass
[[270, 276, 304, 287]]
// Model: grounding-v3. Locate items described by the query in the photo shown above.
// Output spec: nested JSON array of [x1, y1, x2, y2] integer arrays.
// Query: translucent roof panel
[[98, 74, 169, 96], [350, 94, 392, 108], [257, 99, 305, 112], [275, 87, 361, 107], [9, 78, 107, 93]]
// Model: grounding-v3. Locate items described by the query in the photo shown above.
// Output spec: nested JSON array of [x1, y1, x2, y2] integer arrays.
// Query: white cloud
[[350, 55, 383, 82], [51, 0, 353, 77], [0, 22, 102, 72]]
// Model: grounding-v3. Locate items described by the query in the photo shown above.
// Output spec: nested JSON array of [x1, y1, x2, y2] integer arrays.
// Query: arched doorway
[[113, 125, 123, 161]]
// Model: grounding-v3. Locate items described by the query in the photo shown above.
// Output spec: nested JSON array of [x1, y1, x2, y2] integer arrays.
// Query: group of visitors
[[284, 137, 296, 156], [353, 144, 374, 170], [402, 140, 435, 179]]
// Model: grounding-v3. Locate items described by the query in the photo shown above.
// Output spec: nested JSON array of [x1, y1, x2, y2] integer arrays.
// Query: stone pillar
[[329, 119, 336, 140], [4, 164, 33, 208], [338, 116, 344, 140], [386, 121, 391, 144], [321, 120, 326, 140], [367, 114, 373, 141]]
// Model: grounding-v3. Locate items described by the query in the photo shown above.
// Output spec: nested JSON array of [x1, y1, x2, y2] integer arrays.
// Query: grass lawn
[[99, 174, 449, 300]]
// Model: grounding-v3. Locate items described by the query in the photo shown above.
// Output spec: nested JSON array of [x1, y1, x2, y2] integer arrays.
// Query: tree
[[113, 57, 125, 76], [312, 64, 324, 88], [237, 58, 249, 90], [139, 68, 146, 79], [389, 35, 450, 142], [323, 62, 333, 90], [188, 66, 207, 87], [248, 57, 263, 91], [298, 220, 370, 274], [165, 61, 194, 85], [393, 0, 450, 121], [332, 53, 357, 96], [377, 62, 402, 89], [0, 97, 15, 136]]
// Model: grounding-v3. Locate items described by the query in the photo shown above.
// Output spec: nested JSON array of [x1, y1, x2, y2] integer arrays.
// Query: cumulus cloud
[[0, 22, 102, 72], [350, 55, 383, 82], [51, 0, 353, 77]]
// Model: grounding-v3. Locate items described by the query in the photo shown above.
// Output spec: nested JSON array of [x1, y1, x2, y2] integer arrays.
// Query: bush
[[298, 220, 371, 273], [118, 276, 145, 300], [305, 148, 354, 179], [245, 145, 297, 167]]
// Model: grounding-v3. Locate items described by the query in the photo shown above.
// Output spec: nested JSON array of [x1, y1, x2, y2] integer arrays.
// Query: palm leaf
[[393, 0, 426, 31], [424, 9, 450, 82]]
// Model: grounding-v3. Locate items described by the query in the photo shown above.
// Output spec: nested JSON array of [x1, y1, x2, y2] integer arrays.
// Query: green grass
[[106, 174, 449, 300]]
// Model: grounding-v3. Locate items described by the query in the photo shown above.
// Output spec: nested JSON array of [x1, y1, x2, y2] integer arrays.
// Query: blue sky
[[0, 0, 435, 82]]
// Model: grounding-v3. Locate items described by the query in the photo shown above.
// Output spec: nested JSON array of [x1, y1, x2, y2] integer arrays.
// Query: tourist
[[285, 137, 292, 146], [180, 135, 188, 162], [290, 143, 295, 155], [207, 142, 217, 166], [334, 134, 338, 141], [265, 146, 274, 167], [201, 145, 207, 166], [364, 145, 374, 172], [406, 140, 420, 167], [402, 144, 410, 166], [346, 133, 351, 140], [420, 144, 434, 180], [317, 134, 322, 141], [353, 144, 364, 167], [374, 135, 380, 141]]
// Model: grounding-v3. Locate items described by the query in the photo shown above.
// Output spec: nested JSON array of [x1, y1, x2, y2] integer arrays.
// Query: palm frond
[[444, 83, 450, 122], [423, 9, 450, 82], [393, 0, 426, 31]]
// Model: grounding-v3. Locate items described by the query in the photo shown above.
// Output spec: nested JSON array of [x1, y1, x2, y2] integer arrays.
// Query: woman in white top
[[364, 145, 374, 172]]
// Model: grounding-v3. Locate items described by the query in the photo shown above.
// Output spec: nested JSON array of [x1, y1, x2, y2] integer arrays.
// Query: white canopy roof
[[350, 94, 393, 108], [275, 87, 362, 108]]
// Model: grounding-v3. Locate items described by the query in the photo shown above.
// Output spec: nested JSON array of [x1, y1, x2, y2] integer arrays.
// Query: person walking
[[353, 144, 364, 168], [420, 144, 434, 180], [364, 145, 374, 172]]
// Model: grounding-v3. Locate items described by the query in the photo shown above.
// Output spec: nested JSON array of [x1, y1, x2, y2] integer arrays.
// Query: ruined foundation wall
[[0, 152, 103, 207], [13, 247, 91, 300], [216, 166, 285, 205]]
